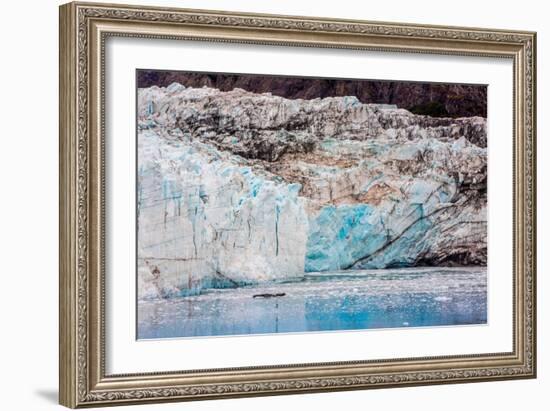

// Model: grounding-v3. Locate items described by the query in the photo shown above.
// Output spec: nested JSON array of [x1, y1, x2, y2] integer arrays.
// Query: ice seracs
[[137, 84, 487, 300]]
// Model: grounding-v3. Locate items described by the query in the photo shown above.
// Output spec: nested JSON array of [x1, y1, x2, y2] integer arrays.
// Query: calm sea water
[[137, 266, 487, 339]]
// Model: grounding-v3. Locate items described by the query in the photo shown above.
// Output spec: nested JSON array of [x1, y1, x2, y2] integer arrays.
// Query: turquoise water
[[137, 266, 487, 339]]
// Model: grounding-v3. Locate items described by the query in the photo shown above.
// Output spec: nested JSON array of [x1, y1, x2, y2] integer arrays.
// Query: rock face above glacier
[[137, 83, 487, 300]]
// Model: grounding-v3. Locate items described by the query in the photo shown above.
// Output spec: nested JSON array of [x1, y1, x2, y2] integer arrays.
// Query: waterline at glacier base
[[137, 267, 486, 339]]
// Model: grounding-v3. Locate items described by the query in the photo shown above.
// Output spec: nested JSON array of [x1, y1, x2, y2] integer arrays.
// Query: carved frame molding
[[59, 2, 536, 407]]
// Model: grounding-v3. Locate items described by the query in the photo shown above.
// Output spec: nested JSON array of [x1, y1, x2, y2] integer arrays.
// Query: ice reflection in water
[[137, 267, 487, 339]]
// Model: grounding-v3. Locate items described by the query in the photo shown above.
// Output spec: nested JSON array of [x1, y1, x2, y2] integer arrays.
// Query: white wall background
[[0, 0, 546, 409]]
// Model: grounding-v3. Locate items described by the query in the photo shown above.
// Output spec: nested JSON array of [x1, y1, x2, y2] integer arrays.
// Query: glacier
[[137, 130, 308, 299], [137, 84, 487, 300]]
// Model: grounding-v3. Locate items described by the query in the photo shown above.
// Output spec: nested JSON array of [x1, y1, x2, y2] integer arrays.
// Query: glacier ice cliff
[[137, 83, 487, 299]]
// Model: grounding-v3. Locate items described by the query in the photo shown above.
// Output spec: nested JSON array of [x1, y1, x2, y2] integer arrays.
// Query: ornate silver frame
[[59, 1, 536, 408]]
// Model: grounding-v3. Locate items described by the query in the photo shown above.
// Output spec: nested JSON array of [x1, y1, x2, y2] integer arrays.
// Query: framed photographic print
[[59, 1, 537, 408]]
